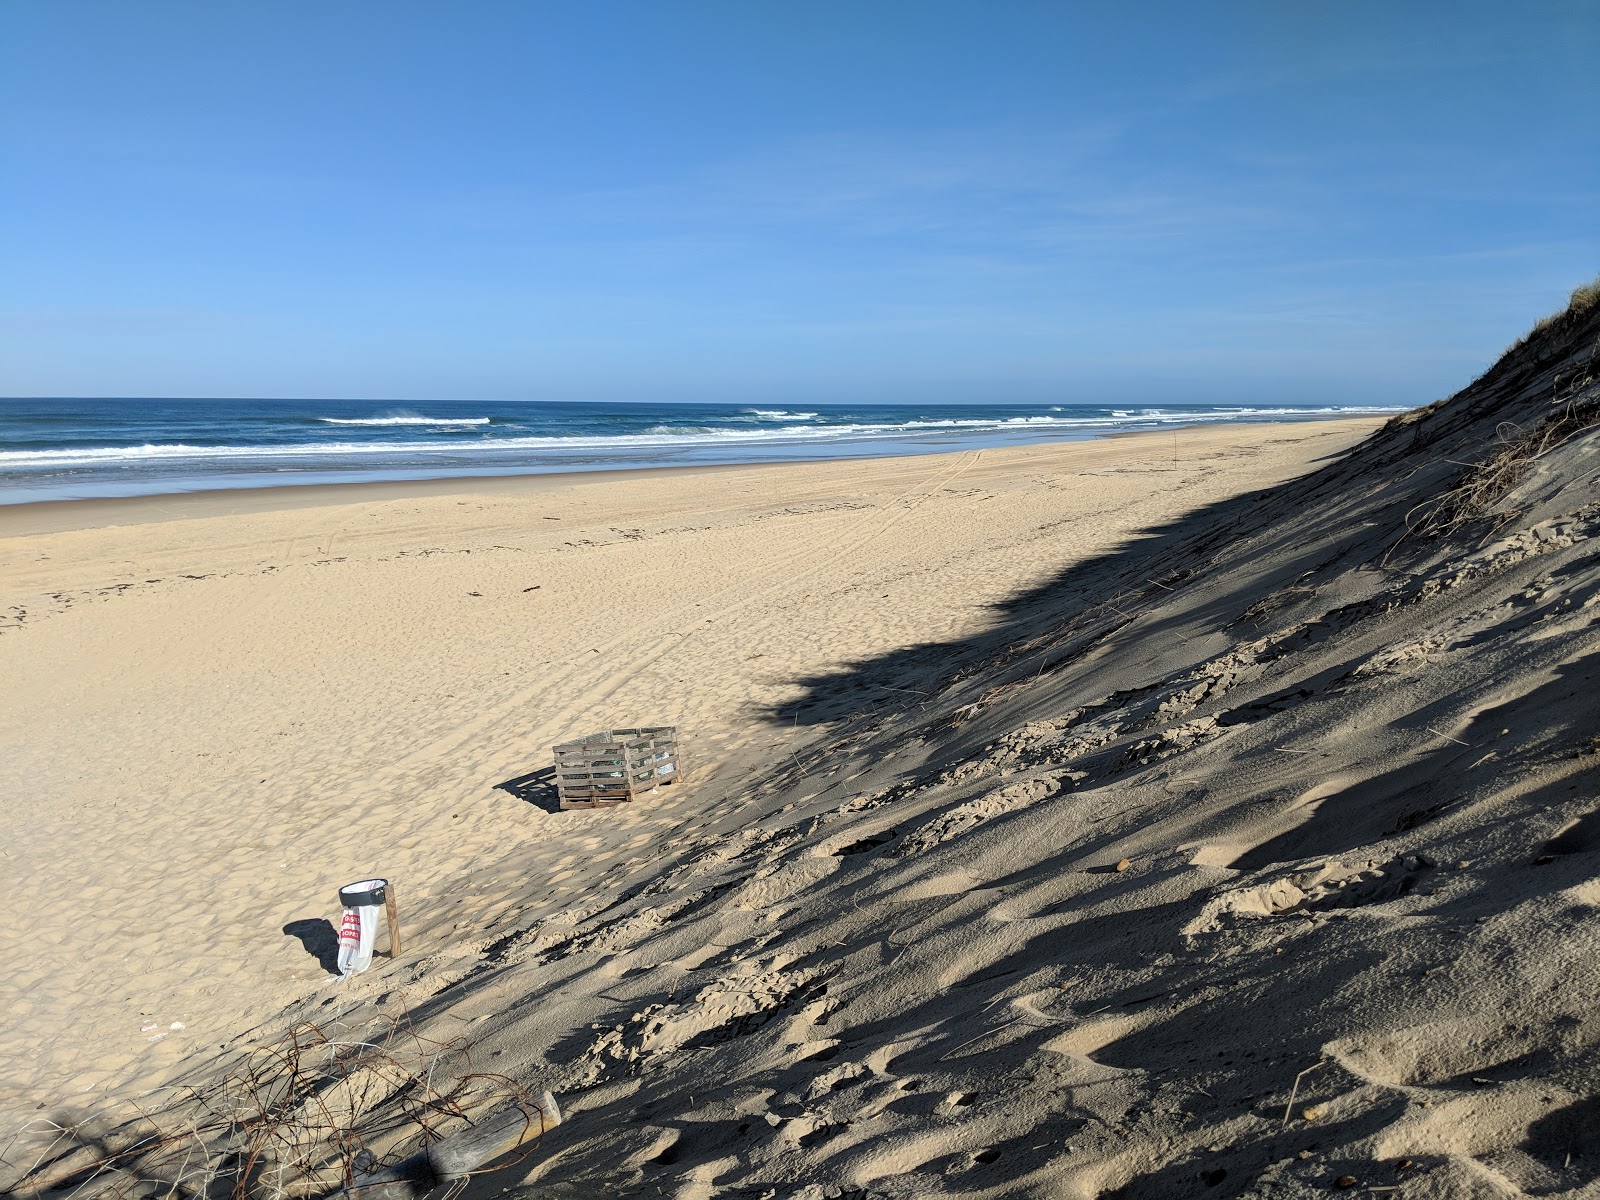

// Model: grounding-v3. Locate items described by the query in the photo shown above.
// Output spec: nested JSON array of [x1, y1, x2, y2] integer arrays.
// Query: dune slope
[[446, 294, 1600, 1199]]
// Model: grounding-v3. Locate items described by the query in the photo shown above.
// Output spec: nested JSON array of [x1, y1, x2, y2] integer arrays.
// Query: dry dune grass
[[1523, 275, 1600, 344]]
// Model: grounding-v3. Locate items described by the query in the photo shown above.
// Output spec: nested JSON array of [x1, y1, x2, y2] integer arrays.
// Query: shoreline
[[0, 416, 1387, 537], [0, 458, 756, 536], [0, 398, 1413, 519]]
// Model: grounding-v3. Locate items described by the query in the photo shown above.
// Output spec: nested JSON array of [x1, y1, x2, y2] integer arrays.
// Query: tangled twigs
[[5, 1013, 558, 1200], [1380, 278, 1600, 560], [1422, 399, 1599, 538]]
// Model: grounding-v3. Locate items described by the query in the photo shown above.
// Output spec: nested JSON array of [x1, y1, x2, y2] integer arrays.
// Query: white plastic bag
[[336, 879, 386, 976]]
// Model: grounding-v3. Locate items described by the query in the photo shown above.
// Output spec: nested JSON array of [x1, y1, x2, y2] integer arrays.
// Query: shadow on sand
[[282, 918, 340, 974], [495, 764, 562, 813], [767, 429, 1413, 729]]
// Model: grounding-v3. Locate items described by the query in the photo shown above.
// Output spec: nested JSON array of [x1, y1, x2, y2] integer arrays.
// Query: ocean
[[0, 396, 1409, 505]]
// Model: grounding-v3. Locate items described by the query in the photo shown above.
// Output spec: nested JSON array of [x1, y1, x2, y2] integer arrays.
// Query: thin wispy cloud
[[1, 3, 1594, 401]]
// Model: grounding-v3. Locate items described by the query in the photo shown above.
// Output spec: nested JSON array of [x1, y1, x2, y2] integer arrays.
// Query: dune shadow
[[1519, 1094, 1600, 1193], [765, 423, 1419, 729], [1230, 648, 1600, 873], [282, 918, 340, 974], [760, 313, 1600, 738]]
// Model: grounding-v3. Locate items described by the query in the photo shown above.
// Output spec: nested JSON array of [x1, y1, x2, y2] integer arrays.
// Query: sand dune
[[5, 290, 1600, 1200]]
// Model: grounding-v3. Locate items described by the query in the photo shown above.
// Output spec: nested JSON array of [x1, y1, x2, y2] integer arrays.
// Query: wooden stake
[[384, 883, 402, 958]]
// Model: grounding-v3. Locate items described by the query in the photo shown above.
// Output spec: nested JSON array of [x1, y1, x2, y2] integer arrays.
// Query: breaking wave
[[318, 416, 491, 426]]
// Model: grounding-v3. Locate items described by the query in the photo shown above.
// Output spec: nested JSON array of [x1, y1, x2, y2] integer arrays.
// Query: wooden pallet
[[553, 726, 682, 810]]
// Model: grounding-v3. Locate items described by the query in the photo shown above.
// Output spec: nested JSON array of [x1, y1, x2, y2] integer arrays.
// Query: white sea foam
[[319, 416, 491, 426], [0, 406, 1411, 471], [741, 408, 821, 420], [0, 428, 864, 467]]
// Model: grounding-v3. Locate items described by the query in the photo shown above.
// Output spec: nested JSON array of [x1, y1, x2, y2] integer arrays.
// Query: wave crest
[[319, 416, 490, 426]]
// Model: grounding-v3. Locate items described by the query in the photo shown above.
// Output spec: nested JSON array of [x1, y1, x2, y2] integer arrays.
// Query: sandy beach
[[5, 301, 1600, 1200], [0, 424, 1373, 1123]]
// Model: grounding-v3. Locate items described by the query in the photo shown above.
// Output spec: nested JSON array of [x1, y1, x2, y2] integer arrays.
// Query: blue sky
[[2, 1, 1595, 405]]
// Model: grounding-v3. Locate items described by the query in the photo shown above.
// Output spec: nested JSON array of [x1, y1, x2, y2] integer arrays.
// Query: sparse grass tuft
[[1565, 276, 1600, 316], [1508, 273, 1600, 351]]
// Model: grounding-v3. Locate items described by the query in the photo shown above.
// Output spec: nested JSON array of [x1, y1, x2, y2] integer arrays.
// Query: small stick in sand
[[938, 1017, 1021, 1061], [1281, 1060, 1327, 1129], [1424, 726, 1470, 746]]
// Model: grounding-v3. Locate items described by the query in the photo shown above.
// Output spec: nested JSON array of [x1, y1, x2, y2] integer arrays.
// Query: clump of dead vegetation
[[1413, 399, 1598, 539], [1404, 276, 1600, 540], [3, 1015, 554, 1200]]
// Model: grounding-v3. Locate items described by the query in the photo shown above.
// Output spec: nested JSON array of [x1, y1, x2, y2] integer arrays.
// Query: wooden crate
[[553, 726, 682, 810]]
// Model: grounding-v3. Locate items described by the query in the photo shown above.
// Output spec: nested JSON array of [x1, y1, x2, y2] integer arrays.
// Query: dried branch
[[5, 1013, 559, 1200]]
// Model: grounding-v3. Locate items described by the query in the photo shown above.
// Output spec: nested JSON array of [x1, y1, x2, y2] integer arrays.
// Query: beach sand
[[0, 424, 1369, 1111], [5, 340, 1600, 1200], [0, 424, 1372, 1127]]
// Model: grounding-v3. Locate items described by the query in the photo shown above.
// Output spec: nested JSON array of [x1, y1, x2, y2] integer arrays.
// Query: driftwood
[[331, 1092, 562, 1200]]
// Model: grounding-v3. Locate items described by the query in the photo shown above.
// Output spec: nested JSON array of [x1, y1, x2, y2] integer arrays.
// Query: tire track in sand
[[369, 451, 986, 787]]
